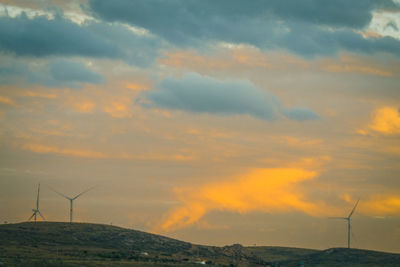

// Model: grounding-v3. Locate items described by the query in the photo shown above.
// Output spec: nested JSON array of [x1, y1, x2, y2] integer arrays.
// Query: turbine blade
[[348, 198, 360, 218], [28, 213, 35, 221], [328, 217, 347, 220], [38, 210, 46, 221], [73, 186, 95, 200], [48, 185, 71, 200]]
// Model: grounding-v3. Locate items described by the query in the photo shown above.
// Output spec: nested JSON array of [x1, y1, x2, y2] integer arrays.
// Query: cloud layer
[[0, 58, 103, 88], [160, 168, 323, 231], [360, 106, 400, 135], [0, 14, 161, 66], [89, 0, 396, 30], [89, 0, 400, 57], [141, 73, 319, 121], [160, 167, 400, 232], [0, 14, 118, 57]]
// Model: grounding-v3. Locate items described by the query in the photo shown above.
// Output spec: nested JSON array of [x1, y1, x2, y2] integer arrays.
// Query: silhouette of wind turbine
[[28, 183, 45, 222], [330, 199, 360, 249], [50, 186, 95, 223]]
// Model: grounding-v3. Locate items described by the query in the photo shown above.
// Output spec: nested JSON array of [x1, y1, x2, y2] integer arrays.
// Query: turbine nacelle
[[28, 183, 45, 222], [49, 185, 95, 223], [329, 198, 360, 249]]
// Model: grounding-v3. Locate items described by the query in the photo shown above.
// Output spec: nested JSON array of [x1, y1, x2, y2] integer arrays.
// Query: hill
[[0, 222, 399, 266]]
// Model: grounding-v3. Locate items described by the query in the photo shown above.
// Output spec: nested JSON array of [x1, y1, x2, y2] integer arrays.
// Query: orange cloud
[[159, 50, 230, 70], [361, 196, 400, 216], [159, 48, 309, 72], [186, 127, 233, 140], [319, 55, 393, 77], [159, 166, 400, 232], [73, 101, 95, 113], [22, 143, 194, 162], [159, 168, 331, 231], [283, 136, 323, 147], [19, 91, 57, 99], [231, 49, 309, 69], [342, 195, 400, 217], [119, 153, 195, 162], [360, 106, 400, 135], [30, 128, 81, 137], [259, 156, 331, 171], [104, 100, 132, 118], [160, 48, 396, 78], [125, 82, 149, 91], [0, 96, 16, 106], [23, 143, 106, 158]]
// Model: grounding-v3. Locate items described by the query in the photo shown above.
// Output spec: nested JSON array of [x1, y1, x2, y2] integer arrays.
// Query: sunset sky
[[1, 0, 400, 253]]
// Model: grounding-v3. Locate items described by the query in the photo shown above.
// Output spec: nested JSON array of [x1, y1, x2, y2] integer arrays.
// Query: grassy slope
[[0, 222, 399, 266]]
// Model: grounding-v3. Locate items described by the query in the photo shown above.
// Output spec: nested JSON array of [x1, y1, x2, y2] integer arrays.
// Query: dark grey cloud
[[49, 59, 103, 84], [282, 107, 319, 121], [89, 0, 395, 30], [279, 23, 400, 57], [140, 73, 318, 121], [0, 14, 118, 58], [0, 14, 162, 66], [88, 0, 400, 58], [86, 21, 164, 67], [0, 58, 103, 88], [262, 0, 396, 28]]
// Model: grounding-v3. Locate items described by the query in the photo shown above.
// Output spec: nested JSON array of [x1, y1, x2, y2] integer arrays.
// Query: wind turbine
[[28, 183, 45, 222], [330, 199, 360, 249], [50, 186, 95, 223]]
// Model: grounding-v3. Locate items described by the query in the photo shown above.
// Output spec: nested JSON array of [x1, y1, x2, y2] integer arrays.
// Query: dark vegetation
[[0, 222, 399, 266]]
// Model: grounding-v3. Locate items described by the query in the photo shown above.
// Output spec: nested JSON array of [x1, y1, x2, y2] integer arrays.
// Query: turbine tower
[[330, 199, 360, 249], [28, 183, 45, 222], [50, 186, 94, 223]]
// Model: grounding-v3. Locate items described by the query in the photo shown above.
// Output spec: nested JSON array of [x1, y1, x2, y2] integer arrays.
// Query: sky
[[0, 0, 400, 253]]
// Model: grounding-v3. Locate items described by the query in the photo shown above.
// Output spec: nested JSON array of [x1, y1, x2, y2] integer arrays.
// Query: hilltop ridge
[[0, 222, 399, 266]]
